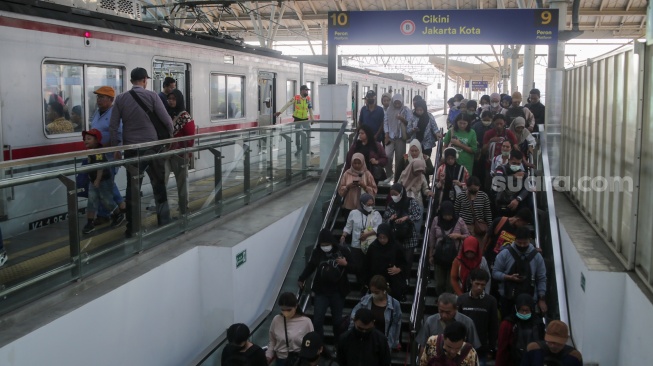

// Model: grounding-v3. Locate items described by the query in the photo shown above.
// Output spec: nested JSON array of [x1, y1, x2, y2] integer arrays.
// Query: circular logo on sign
[[400, 20, 416, 35]]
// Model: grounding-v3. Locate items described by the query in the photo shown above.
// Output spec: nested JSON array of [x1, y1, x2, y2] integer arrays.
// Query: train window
[[86, 66, 123, 125], [285, 80, 297, 116], [43, 62, 85, 136], [210, 73, 245, 121]]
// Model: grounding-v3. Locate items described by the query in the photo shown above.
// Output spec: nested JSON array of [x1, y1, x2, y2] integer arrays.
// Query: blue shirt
[[91, 106, 122, 148], [359, 105, 385, 141]]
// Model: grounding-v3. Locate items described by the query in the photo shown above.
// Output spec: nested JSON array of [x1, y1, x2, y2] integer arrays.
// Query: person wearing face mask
[[501, 91, 535, 131], [492, 227, 547, 321], [471, 111, 494, 188], [509, 116, 536, 165], [381, 92, 392, 112], [383, 183, 422, 284], [407, 99, 441, 156], [500, 94, 512, 110], [399, 159, 434, 231], [395, 140, 434, 187], [339, 153, 377, 211], [436, 147, 469, 205], [275, 85, 314, 155], [359, 90, 385, 143], [420, 321, 480, 366], [349, 275, 402, 351], [447, 93, 465, 127], [428, 201, 469, 295], [464, 100, 480, 124], [266, 292, 314, 366], [456, 269, 498, 366], [451, 239, 492, 295], [478, 95, 491, 114], [337, 308, 392, 366], [496, 293, 545, 366], [342, 193, 381, 291], [482, 114, 518, 172], [488, 93, 503, 115], [221, 323, 267, 366], [524, 89, 545, 133], [299, 229, 351, 343], [493, 149, 533, 215], [383, 94, 412, 183], [454, 176, 493, 241], [365, 223, 408, 300], [522, 320, 583, 366], [491, 140, 513, 177]]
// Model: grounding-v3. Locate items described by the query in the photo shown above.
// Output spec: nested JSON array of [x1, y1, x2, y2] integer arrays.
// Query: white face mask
[[491, 102, 499, 108], [454, 102, 461, 107], [482, 120, 492, 126], [391, 195, 401, 203], [510, 164, 522, 172], [363, 205, 373, 213], [320, 245, 333, 253]]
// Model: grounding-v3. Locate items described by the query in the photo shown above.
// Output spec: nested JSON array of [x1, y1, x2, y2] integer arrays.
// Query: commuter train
[[0, 0, 427, 237]]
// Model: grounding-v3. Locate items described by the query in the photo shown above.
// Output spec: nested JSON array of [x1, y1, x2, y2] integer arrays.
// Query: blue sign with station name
[[328, 9, 558, 45]]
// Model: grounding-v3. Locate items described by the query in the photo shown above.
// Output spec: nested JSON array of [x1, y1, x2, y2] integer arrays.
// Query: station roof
[[139, 0, 647, 46]]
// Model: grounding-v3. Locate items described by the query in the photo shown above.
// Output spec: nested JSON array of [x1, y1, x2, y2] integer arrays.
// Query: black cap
[[300, 85, 310, 91], [130, 67, 151, 81], [364, 90, 376, 99], [529, 88, 541, 96], [299, 332, 323, 359]]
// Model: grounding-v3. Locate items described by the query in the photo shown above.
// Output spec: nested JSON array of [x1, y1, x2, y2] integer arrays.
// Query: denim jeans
[[87, 179, 117, 215], [98, 167, 123, 218], [313, 292, 345, 340], [167, 154, 189, 215], [124, 148, 170, 233]]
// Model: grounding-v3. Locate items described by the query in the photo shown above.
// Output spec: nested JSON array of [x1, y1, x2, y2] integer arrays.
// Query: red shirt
[[483, 129, 517, 167]]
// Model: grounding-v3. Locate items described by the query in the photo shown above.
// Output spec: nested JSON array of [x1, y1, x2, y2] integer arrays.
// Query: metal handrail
[[409, 128, 444, 366], [538, 125, 570, 327]]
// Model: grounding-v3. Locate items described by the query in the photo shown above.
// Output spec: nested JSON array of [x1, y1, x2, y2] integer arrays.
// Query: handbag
[[433, 227, 459, 267], [392, 218, 413, 242], [283, 316, 301, 365], [371, 164, 387, 181], [468, 198, 488, 237]]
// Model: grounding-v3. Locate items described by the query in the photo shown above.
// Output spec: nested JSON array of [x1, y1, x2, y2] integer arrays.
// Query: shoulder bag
[[129, 90, 171, 141]]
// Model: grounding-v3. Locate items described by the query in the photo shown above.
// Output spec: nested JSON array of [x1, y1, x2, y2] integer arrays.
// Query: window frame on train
[[285, 79, 297, 116], [42, 60, 125, 138], [306, 81, 315, 111], [209, 73, 246, 122]]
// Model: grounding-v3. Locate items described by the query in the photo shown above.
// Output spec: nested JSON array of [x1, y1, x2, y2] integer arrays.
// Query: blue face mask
[[516, 312, 532, 320]]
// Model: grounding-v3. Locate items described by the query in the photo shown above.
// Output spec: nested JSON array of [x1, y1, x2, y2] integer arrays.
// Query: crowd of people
[[218, 90, 581, 366], [78, 70, 195, 236]]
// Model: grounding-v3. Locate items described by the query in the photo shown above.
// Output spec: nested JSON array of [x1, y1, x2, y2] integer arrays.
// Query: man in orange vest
[[276, 85, 314, 155]]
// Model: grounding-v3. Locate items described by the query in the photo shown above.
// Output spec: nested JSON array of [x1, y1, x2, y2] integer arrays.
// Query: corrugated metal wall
[[561, 44, 652, 291]]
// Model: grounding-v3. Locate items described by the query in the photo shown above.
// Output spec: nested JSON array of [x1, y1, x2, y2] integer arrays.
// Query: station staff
[[275, 85, 314, 154]]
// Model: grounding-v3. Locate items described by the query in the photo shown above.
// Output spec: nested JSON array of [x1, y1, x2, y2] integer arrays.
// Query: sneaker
[[83, 222, 95, 234], [0, 250, 7, 268], [111, 212, 126, 227], [93, 216, 111, 226]]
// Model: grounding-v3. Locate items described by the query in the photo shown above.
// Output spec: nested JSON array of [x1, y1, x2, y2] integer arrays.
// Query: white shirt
[[343, 209, 382, 248]]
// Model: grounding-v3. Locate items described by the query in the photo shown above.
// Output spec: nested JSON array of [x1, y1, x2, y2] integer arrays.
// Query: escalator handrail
[[409, 128, 444, 362], [537, 125, 571, 328], [528, 150, 541, 250]]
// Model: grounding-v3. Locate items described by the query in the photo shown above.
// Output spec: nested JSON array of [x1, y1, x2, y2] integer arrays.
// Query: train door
[[351, 81, 359, 126], [258, 71, 276, 126], [152, 59, 191, 114]]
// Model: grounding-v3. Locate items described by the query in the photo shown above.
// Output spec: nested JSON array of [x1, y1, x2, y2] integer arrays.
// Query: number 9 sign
[[535, 9, 556, 27]]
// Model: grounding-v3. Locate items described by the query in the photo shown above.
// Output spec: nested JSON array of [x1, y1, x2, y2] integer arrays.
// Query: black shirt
[[371, 303, 387, 334], [457, 292, 499, 352], [87, 152, 111, 181], [221, 343, 267, 366], [337, 328, 391, 366]]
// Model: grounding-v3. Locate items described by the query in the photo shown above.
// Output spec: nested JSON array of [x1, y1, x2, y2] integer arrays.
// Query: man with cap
[[525, 88, 545, 132], [275, 84, 314, 155], [90, 86, 125, 225], [297, 332, 333, 366], [337, 308, 391, 366], [522, 320, 582, 365], [359, 90, 385, 143], [110, 67, 174, 237]]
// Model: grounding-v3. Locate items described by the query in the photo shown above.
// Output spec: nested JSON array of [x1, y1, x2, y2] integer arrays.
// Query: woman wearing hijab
[[338, 153, 377, 211], [407, 99, 441, 156], [496, 293, 545, 366], [221, 323, 267, 366], [500, 94, 512, 110], [383, 94, 412, 183], [383, 183, 421, 288], [344, 124, 388, 182], [435, 147, 469, 206], [508, 116, 536, 167], [443, 113, 477, 174], [365, 224, 408, 301], [399, 159, 433, 204], [395, 139, 434, 184], [450, 236, 491, 295], [167, 89, 196, 215], [428, 201, 469, 295]]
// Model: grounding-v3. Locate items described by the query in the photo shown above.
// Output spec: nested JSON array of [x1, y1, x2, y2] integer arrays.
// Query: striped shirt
[[454, 191, 494, 225]]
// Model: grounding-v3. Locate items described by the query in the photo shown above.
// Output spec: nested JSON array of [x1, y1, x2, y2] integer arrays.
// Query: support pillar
[[511, 47, 519, 93], [523, 45, 536, 93], [328, 43, 337, 84], [444, 44, 449, 115]]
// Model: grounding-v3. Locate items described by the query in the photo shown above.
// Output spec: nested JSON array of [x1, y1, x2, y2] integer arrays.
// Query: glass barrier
[[0, 121, 345, 316], [193, 121, 352, 366]]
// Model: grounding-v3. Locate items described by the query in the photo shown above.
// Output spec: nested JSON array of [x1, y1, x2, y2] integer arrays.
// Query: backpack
[[505, 106, 526, 125], [503, 246, 539, 300], [511, 320, 543, 365], [433, 226, 459, 267], [536, 341, 575, 366]]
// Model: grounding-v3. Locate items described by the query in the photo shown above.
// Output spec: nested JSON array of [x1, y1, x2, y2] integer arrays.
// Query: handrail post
[[208, 148, 223, 217], [57, 174, 81, 278], [243, 143, 251, 205], [281, 134, 292, 184], [125, 163, 142, 252]]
